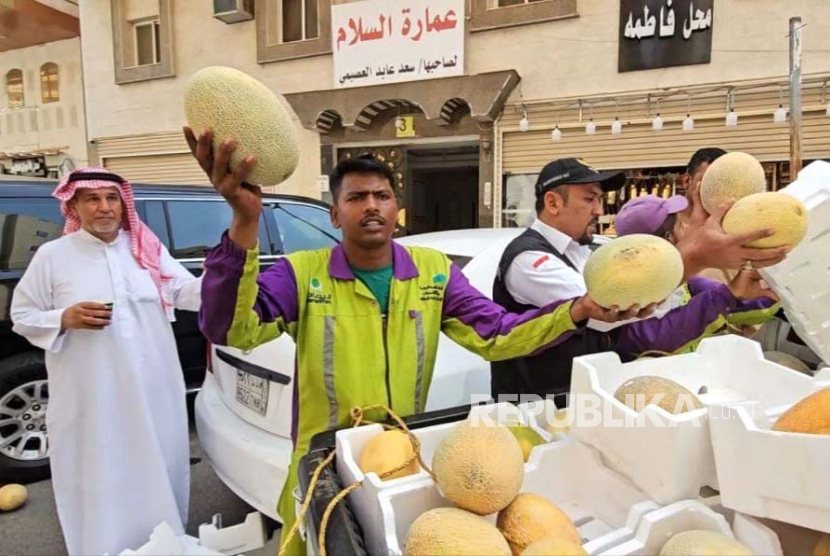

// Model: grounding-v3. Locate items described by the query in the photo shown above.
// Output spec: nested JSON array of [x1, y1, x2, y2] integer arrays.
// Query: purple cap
[[615, 195, 689, 236]]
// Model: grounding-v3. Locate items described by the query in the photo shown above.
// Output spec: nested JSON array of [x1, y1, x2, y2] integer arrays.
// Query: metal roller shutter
[[96, 131, 207, 185]]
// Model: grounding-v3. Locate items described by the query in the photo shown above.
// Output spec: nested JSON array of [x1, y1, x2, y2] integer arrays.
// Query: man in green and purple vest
[[184, 127, 652, 555]]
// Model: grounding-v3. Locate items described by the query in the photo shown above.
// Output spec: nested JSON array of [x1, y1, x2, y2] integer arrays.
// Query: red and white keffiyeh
[[52, 167, 176, 320]]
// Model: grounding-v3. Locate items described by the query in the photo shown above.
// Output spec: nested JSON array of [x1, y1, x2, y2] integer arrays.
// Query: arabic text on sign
[[623, 0, 711, 41], [335, 7, 459, 52]]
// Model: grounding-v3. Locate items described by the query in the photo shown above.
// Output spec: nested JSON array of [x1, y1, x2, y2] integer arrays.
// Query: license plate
[[235, 371, 269, 416]]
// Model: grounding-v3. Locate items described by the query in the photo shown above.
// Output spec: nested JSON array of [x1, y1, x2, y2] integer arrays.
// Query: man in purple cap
[[491, 158, 789, 404], [615, 194, 780, 340]]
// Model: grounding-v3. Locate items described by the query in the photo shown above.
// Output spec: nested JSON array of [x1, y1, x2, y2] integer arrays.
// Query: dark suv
[[0, 179, 340, 482]]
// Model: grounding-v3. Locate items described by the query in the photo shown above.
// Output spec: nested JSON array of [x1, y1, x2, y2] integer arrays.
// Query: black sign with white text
[[618, 0, 713, 72]]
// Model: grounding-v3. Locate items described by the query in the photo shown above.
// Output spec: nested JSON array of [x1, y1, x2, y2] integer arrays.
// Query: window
[[166, 201, 268, 259], [40, 63, 60, 104], [133, 19, 161, 66], [495, 0, 547, 6], [0, 199, 64, 271], [280, 0, 318, 43], [471, 0, 577, 32], [273, 203, 340, 254], [6, 69, 24, 109]]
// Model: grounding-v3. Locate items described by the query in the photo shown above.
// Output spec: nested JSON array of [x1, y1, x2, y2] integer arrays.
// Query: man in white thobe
[[11, 167, 201, 555]]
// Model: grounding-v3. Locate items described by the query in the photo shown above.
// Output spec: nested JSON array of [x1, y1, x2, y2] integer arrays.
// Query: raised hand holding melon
[[722, 191, 808, 249]]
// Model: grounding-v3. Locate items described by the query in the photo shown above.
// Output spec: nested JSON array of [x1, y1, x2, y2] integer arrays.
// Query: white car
[[194, 228, 525, 521]]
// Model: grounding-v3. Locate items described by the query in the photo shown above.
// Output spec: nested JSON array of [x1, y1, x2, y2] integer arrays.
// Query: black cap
[[535, 158, 626, 196]]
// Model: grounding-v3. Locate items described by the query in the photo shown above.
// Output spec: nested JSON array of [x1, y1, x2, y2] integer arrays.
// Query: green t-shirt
[[351, 264, 393, 314]]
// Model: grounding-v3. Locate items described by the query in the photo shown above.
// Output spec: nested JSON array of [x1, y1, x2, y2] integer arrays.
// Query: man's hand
[[60, 302, 112, 332], [570, 295, 658, 324], [184, 126, 262, 249], [676, 201, 788, 280], [728, 269, 780, 302]]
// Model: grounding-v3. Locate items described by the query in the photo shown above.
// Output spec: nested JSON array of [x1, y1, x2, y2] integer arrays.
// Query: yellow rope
[[278, 404, 433, 556]]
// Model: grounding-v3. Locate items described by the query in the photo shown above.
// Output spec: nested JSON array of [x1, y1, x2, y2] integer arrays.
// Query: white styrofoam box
[[569, 335, 830, 504], [709, 399, 830, 533], [599, 500, 781, 556], [699, 495, 785, 555], [760, 159, 830, 365], [517, 397, 572, 441], [370, 438, 653, 556], [335, 402, 549, 556]]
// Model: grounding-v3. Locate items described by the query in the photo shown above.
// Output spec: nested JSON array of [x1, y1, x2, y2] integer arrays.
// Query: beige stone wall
[[79, 0, 830, 195], [0, 37, 89, 170]]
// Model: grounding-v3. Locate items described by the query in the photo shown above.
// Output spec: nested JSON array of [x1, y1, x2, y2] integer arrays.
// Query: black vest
[[491, 228, 615, 406]]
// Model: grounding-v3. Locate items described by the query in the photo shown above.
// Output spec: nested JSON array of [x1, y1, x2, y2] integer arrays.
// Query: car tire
[[0, 352, 51, 483]]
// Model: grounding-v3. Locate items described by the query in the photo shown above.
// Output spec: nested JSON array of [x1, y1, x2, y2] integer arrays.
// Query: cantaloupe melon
[[184, 66, 299, 186], [813, 533, 830, 556], [432, 419, 524, 516], [772, 388, 830, 435], [700, 152, 767, 214], [358, 429, 419, 480], [497, 493, 581, 556], [584, 235, 683, 310], [764, 351, 812, 375], [614, 376, 703, 415], [722, 192, 808, 249], [404, 507, 511, 556], [506, 425, 546, 463], [0, 484, 28, 511], [522, 535, 587, 556], [659, 530, 753, 556]]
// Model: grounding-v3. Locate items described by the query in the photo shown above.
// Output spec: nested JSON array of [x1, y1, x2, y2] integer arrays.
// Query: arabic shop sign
[[618, 0, 713, 73], [332, 0, 464, 89]]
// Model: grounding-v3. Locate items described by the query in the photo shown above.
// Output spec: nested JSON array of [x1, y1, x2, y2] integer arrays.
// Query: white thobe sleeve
[[160, 247, 202, 312], [10, 249, 67, 353], [503, 250, 588, 307]]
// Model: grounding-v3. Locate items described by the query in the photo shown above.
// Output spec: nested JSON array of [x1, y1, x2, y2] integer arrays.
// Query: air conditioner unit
[[213, 0, 254, 24]]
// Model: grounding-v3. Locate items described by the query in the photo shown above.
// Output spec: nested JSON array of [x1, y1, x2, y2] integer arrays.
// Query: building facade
[[78, 0, 830, 233], [0, 1, 87, 178]]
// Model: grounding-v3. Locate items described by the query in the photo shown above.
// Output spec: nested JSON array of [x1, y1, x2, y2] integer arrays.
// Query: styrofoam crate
[[370, 438, 654, 556], [760, 159, 830, 366], [569, 335, 830, 504], [599, 500, 782, 556], [335, 402, 550, 556], [709, 398, 830, 533]]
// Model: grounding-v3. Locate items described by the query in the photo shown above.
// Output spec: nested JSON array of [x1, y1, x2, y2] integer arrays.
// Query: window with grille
[[40, 63, 60, 104], [279, 0, 318, 43], [6, 69, 23, 109]]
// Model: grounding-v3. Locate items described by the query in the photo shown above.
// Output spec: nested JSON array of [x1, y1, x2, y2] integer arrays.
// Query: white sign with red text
[[331, 0, 465, 89]]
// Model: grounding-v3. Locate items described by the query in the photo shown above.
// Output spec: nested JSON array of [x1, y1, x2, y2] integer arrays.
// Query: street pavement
[[0, 420, 282, 556]]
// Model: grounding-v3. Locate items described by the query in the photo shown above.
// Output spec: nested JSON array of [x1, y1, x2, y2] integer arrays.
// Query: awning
[[284, 70, 520, 134], [0, 146, 68, 158]]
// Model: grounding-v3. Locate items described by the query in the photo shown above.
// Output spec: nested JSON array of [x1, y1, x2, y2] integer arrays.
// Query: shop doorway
[[407, 144, 479, 235]]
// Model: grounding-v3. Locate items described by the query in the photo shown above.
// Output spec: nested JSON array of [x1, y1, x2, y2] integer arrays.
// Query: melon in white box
[[372, 438, 653, 556], [709, 398, 830, 533], [599, 500, 781, 556], [569, 335, 829, 505]]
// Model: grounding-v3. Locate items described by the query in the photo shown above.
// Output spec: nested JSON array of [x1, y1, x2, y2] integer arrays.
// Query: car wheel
[[0, 352, 51, 483]]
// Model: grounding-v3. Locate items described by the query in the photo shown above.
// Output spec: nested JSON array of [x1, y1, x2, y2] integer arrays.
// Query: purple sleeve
[[688, 275, 777, 314], [199, 232, 299, 346], [615, 282, 741, 356]]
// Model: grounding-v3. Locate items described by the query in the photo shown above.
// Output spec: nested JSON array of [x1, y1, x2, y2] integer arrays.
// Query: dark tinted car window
[[0, 198, 64, 270], [273, 203, 341, 254], [167, 201, 268, 258], [447, 254, 472, 269]]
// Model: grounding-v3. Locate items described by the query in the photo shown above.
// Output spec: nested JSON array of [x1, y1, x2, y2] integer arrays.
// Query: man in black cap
[[491, 158, 791, 405]]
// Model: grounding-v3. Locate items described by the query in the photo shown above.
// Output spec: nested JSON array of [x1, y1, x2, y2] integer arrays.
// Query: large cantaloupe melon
[[522, 535, 587, 556], [506, 425, 546, 463], [614, 376, 703, 415], [0, 484, 28, 511], [659, 530, 753, 556], [700, 152, 767, 214], [764, 351, 812, 375], [404, 507, 511, 556], [772, 389, 830, 435], [497, 493, 581, 556], [584, 235, 683, 310], [358, 429, 419, 480], [184, 66, 299, 186], [432, 419, 524, 516], [722, 192, 808, 249]]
